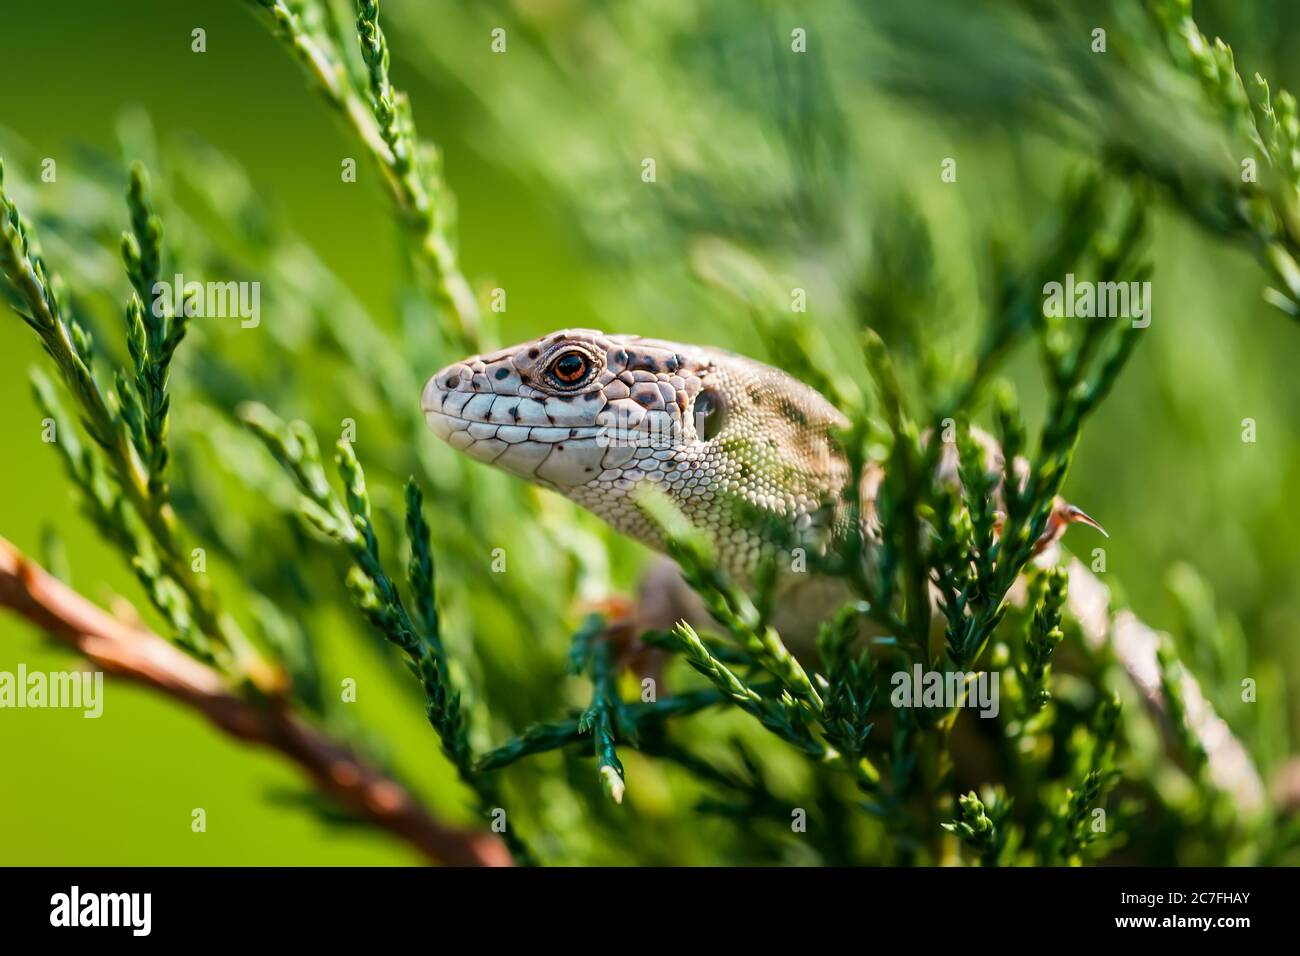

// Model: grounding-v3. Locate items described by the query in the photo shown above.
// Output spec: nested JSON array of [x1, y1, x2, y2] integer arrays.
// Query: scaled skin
[[422, 328, 850, 583], [422, 328, 1102, 645]]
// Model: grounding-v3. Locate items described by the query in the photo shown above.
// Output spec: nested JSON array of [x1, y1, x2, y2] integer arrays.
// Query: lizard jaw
[[421, 399, 609, 488]]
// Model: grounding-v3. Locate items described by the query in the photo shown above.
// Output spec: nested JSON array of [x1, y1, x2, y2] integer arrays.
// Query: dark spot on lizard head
[[528, 347, 540, 358], [626, 351, 664, 373], [446, 374, 461, 389], [494, 368, 510, 380], [558, 394, 574, 403], [781, 401, 808, 427]]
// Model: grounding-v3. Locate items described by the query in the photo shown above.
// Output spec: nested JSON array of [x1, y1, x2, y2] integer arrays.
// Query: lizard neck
[[568, 430, 852, 581]]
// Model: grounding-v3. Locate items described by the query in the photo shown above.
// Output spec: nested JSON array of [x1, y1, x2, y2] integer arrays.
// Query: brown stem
[[0, 535, 511, 867]]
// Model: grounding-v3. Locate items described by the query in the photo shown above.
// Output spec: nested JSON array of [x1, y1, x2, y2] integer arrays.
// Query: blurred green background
[[0, 0, 1296, 865]]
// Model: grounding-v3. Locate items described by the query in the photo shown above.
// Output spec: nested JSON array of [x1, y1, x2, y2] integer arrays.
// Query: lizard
[[419, 328, 1101, 641], [421, 328, 1267, 814]]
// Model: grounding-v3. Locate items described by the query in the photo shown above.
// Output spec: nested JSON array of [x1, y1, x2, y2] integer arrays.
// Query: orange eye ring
[[549, 350, 590, 385]]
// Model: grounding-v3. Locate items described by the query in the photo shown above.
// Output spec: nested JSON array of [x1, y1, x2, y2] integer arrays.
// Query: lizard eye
[[547, 350, 590, 386], [693, 388, 726, 441]]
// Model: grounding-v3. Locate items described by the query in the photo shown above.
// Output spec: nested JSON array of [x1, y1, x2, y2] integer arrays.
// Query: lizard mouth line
[[423, 408, 605, 443]]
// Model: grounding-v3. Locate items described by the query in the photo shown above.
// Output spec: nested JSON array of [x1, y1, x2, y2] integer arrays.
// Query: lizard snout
[[422, 361, 474, 412], [420, 351, 611, 489], [421, 360, 478, 444]]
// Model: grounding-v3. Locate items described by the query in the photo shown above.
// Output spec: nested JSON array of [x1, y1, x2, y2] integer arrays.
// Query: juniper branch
[[943, 788, 1011, 867], [0, 160, 262, 681], [1020, 566, 1067, 715], [474, 687, 731, 773], [244, 0, 480, 350], [0, 536, 510, 866], [1146, 0, 1300, 319], [239, 403, 532, 861], [636, 487, 822, 711], [120, 163, 190, 504]]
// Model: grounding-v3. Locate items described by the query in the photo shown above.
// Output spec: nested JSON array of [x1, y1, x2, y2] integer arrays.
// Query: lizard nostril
[[424, 365, 472, 410]]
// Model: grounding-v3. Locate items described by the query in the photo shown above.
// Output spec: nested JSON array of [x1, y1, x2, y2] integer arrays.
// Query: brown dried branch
[[0, 534, 511, 867]]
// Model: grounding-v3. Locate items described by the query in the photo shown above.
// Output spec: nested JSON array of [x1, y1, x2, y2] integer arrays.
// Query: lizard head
[[421, 329, 710, 492], [422, 328, 851, 572]]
